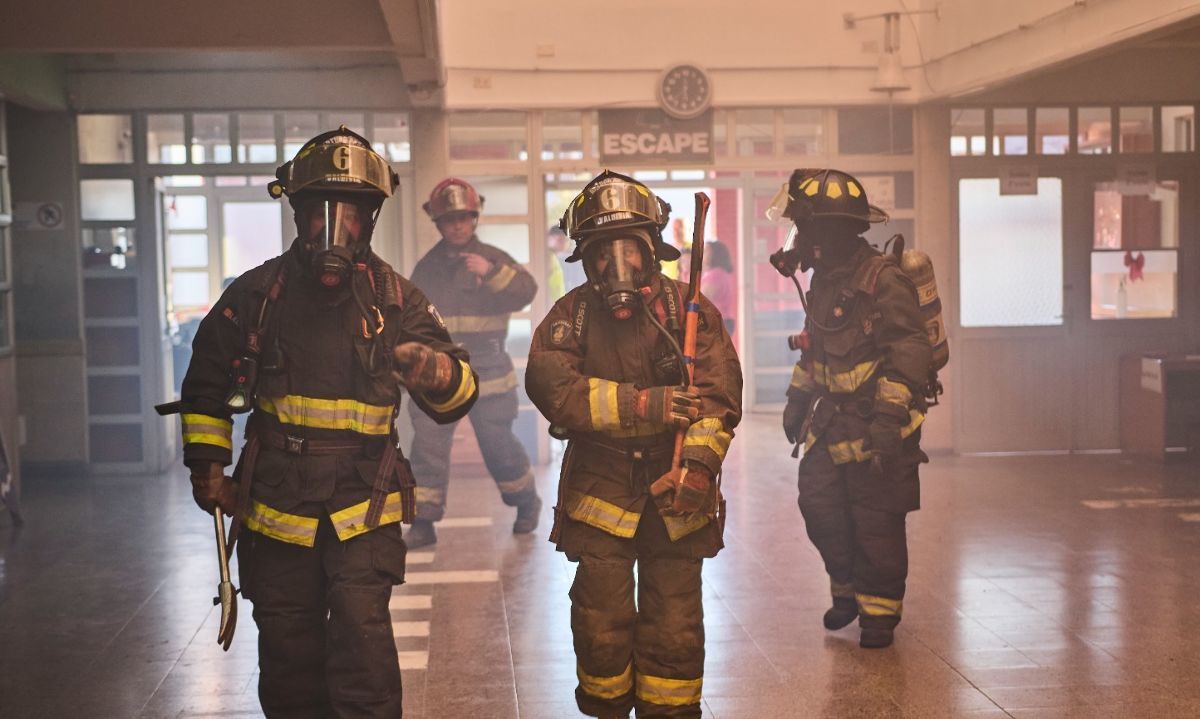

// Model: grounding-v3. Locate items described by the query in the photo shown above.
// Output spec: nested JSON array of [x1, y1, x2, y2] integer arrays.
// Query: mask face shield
[[298, 199, 378, 287], [584, 235, 650, 320]]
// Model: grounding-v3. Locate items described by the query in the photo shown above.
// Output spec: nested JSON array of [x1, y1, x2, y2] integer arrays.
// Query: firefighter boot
[[404, 519, 437, 549], [823, 597, 858, 630], [512, 495, 542, 535], [859, 616, 898, 649]]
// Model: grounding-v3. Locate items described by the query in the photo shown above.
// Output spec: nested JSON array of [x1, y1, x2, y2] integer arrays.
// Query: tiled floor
[[3, 413, 1200, 717]]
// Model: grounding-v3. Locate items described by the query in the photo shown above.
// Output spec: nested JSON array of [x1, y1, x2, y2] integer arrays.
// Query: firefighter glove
[[867, 413, 905, 476], [190, 462, 238, 516], [393, 342, 454, 393], [650, 464, 714, 516], [783, 392, 811, 444], [636, 385, 700, 429]]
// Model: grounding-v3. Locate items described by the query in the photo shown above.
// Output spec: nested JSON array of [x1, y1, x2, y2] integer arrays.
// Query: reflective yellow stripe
[[478, 370, 517, 398], [600, 424, 671, 439], [831, 580, 855, 599], [415, 486, 445, 505], [181, 413, 233, 450], [578, 661, 633, 700], [876, 377, 912, 410], [425, 360, 476, 413], [588, 378, 622, 432], [900, 409, 925, 439], [565, 490, 641, 538], [856, 592, 902, 617], [682, 417, 732, 462], [662, 511, 710, 541], [484, 264, 518, 292], [790, 363, 817, 392], [812, 359, 880, 393], [808, 410, 925, 466], [497, 470, 534, 496], [244, 499, 319, 547], [636, 672, 703, 707], [442, 314, 509, 334], [257, 395, 394, 435], [330, 492, 406, 541]]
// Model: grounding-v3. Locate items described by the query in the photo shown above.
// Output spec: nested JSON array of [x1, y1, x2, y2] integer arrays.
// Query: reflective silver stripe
[[682, 418, 732, 462], [485, 264, 518, 292], [856, 592, 902, 617], [257, 395, 393, 435], [244, 500, 319, 547], [442, 315, 509, 334], [565, 489, 640, 538], [635, 672, 703, 707], [812, 359, 880, 393], [478, 370, 518, 397], [415, 487, 446, 505], [330, 492, 405, 541], [181, 413, 233, 450], [790, 363, 816, 392], [588, 378, 621, 431], [497, 470, 534, 496], [578, 661, 633, 700], [875, 377, 912, 409]]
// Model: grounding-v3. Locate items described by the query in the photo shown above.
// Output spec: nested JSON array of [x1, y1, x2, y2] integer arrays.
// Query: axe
[[212, 508, 239, 651]]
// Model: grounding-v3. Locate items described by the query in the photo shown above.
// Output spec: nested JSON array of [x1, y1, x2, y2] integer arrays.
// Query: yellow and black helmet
[[267, 126, 399, 203], [560, 170, 679, 262], [765, 168, 888, 231]]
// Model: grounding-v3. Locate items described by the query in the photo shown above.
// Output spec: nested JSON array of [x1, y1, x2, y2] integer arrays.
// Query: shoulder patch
[[427, 303, 446, 329], [550, 319, 572, 345], [221, 306, 240, 327]]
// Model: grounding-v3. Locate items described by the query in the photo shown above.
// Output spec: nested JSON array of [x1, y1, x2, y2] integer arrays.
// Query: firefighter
[[179, 127, 478, 717], [526, 171, 742, 718], [405, 178, 541, 548], [767, 168, 933, 649]]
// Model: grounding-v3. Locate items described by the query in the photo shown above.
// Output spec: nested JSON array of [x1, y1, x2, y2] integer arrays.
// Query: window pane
[[542, 111, 583, 161], [222, 202, 282, 280], [950, 108, 985, 157], [449, 112, 527, 161], [838, 106, 913, 155], [163, 175, 205, 188], [1091, 250, 1176, 319], [1093, 180, 1178, 250], [506, 318, 532, 359], [781, 108, 823, 155], [237, 113, 277, 164], [735, 109, 775, 157], [147, 114, 187, 164], [82, 227, 136, 271], [1161, 105, 1195, 153], [78, 114, 133, 164], [283, 112, 320, 158], [1035, 108, 1069, 155], [192, 113, 231, 163], [81, 179, 136, 221], [463, 175, 528, 215], [166, 195, 207, 230], [1078, 107, 1111, 154], [475, 223, 530, 264], [372, 113, 411, 163], [172, 271, 210, 308], [168, 233, 209, 268], [1119, 106, 1154, 153], [993, 108, 1028, 156], [959, 178, 1063, 327], [321, 112, 364, 139]]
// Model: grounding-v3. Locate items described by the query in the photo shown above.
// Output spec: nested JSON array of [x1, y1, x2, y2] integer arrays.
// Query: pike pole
[[670, 192, 711, 489]]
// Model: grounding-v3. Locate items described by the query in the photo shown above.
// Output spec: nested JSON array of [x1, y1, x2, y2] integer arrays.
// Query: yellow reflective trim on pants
[[565, 490, 640, 538], [578, 661, 633, 701], [244, 499, 319, 547], [415, 486, 445, 505], [876, 376, 912, 408], [790, 363, 817, 392], [662, 511, 710, 541], [442, 314, 509, 334], [856, 592, 902, 617], [682, 417, 732, 462], [329, 492, 405, 541], [257, 395, 394, 435], [425, 360, 476, 413], [484, 263, 518, 292], [588, 378, 621, 432], [478, 370, 518, 398], [810, 409, 925, 466], [497, 470, 534, 495], [636, 672, 703, 707], [181, 413, 233, 450], [812, 359, 880, 393]]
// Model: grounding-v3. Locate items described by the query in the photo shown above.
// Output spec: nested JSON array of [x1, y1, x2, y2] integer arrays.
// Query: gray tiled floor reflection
[[3, 413, 1200, 717]]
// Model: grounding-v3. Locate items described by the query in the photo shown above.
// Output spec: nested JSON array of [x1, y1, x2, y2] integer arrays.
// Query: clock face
[[658, 64, 711, 120]]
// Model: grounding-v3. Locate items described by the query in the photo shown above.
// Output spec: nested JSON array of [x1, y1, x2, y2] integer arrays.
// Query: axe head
[[215, 580, 238, 651]]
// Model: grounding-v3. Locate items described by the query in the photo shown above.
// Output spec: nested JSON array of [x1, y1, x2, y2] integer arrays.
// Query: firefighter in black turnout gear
[[405, 178, 542, 548], [178, 127, 478, 717], [768, 169, 933, 650]]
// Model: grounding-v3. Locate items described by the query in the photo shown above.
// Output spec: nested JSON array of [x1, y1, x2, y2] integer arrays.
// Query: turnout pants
[[564, 505, 707, 719], [408, 387, 535, 522], [237, 518, 408, 718], [797, 439, 920, 630]]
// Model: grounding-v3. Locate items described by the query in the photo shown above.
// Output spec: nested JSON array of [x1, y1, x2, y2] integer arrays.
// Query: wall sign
[[999, 165, 1039, 195], [599, 109, 714, 166]]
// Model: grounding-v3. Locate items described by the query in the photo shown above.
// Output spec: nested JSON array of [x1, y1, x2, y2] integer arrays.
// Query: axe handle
[[671, 192, 711, 473]]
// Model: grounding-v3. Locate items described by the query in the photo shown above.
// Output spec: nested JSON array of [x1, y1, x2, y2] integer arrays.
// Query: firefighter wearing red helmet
[[405, 178, 543, 547], [178, 127, 479, 715], [767, 168, 934, 649]]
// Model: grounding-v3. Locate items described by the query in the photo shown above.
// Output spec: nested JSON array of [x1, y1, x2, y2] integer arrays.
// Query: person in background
[[549, 224, 587, 297], [701, 240, 736, 336]]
